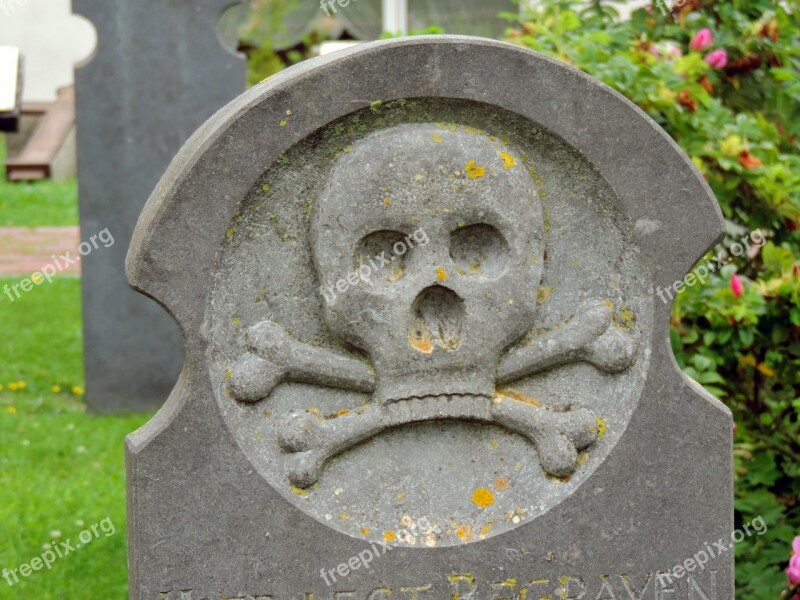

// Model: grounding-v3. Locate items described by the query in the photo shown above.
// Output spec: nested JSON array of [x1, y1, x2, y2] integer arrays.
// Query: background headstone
[[220, 0, 322, 51], [74, 0, 246, 412], [127, 37, 733, 599], [336, 0, 516, 39]]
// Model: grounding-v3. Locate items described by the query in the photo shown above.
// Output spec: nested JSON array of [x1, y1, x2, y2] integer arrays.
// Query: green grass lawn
[[0, 137, 149, 598], [0, 136, 79, 227], [0, 280, 150, 598]]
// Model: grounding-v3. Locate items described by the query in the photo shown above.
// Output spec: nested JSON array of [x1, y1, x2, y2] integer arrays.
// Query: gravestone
[[73, 0, 246, 412], [335, 0, 517, 40], [126, 37, 733, 599]]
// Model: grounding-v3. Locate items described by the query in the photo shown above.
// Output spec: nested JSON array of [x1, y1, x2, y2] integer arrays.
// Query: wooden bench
[[5, 85, 76, 181]]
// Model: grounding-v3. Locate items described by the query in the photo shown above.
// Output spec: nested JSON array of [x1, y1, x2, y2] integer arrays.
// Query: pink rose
[[690, 28, 713, 51], [788, 536, 800, 585], [788, 555, 800, 585], [667, 46, 683, 59], [705, 49, 728, 69], [730, 273, 743, 297]]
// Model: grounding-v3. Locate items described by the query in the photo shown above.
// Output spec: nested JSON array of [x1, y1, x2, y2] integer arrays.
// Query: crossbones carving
[[228, 123, 637, 488]]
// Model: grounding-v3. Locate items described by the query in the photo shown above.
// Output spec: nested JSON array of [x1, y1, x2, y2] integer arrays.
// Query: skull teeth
[[279, 394, 598, 488]]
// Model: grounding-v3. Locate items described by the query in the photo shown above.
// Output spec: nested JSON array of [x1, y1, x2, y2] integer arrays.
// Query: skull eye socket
[[449, 223, 510, 278], [354, 230, 409, 283]]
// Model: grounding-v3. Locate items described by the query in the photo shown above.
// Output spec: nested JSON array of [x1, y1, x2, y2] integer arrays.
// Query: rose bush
[[504, 1, 799, 597]]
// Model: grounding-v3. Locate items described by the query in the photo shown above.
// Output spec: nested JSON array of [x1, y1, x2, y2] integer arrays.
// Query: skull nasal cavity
[[408, 286, 465, 353]]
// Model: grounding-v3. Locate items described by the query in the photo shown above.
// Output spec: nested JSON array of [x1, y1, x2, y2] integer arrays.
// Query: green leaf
[[770, 68, 798, 81]]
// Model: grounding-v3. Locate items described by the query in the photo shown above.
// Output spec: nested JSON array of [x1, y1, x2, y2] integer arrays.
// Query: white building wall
[[0, 0, 96, 102]]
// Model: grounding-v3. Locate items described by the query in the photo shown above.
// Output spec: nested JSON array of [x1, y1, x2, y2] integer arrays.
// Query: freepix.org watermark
[[2, 517, 116, 586], [319, 516, 439, 586], [656, 228, 765, 304], [654, 0, 688, 16], [2, 227, 114, 303], [319, 0, 357, 17], [319, 227, 429, 306], [0, 0, 29, 17], [657, 516, 767, 587]]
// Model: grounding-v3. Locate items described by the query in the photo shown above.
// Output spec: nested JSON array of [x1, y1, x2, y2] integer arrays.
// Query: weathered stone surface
[[127, 37, 733, 599], [73, 0, 245, 412]]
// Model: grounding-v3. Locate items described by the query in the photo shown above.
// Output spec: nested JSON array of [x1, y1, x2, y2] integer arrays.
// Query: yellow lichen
[[226, 227, 236, 239], [383, 198, 392, 206], [388, 266, 405, 282], [340, 513, 349, 521], [431, 133, 443, 143], [619, 305, 636, 328], [361, 527, 370, 535], [496, 389, 541, 407], [280, 120, 288, 127], [336, 409, 350, 417], [232, 317, 241, 327], [224, 370, 232, 382], [383, 530, 397, 542], [499, 152, 516, 169], [595, 416, 608, 439], [495, 578, 516, 590], [436, 266, 448, 281], [291, 486, 309, 496], [464, 160, 486, 179], [408, 332, 434, 354], [471, 487, 495, 509], [536, 286, 553, 304]]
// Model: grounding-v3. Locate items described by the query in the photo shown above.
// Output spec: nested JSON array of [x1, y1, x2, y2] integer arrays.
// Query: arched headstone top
[[129, 36, 724, 334]]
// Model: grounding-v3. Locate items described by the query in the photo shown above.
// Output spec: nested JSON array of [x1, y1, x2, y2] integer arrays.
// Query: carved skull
[[312, 123, 545, 403]]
